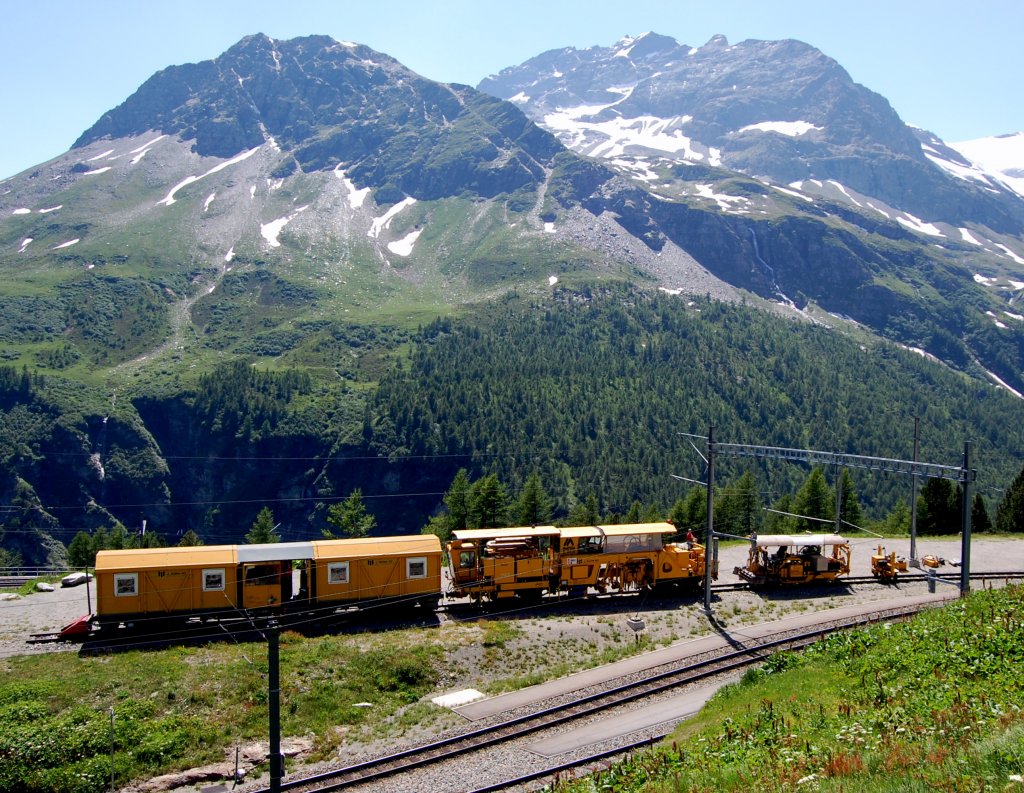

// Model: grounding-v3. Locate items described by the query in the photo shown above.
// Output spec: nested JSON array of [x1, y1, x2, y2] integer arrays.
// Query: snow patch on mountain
[[130, 135, 167, 165], [18, 238, 32, 253], [995, 243, 1024, 265], [544, 104, 718, 164], [369, 197, 416, 239], [695, 184, 749, 212], [922, 146, 994, 187], [987, 310, 1009, 329], [896, 212, 944, 238], [261, 205, 308, 248], [53, 238, 80, 250], [949, 132, 1024, 199], [772, 185, 813, 202], [387, 228, 422, 257], [82, 166, 111, 176], [610, 157, 658, 182], [961, 228, 983, 245], [334, 165, 371, 209], [737, 121, 821, 137], [158, 146, 262, 206]]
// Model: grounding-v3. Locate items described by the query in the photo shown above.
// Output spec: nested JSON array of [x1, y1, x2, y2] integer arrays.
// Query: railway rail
[[708, 570, 1024, 592], [248, 600, 941, 793]]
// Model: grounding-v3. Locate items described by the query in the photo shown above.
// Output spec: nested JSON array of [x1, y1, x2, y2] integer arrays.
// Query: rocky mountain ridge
[[480, 32, 1024, 236]]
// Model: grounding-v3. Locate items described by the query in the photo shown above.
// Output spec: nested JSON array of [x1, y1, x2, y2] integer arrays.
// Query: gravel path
[[0, 578, 95, 658]]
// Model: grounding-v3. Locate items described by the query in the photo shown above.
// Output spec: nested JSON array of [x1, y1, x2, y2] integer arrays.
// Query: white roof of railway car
[[752, 534, 847, 547], [237, 541, 315, 563], [561, 523, 676, 539], [453, 526, 559, 540], [597, 523, 676, 536]]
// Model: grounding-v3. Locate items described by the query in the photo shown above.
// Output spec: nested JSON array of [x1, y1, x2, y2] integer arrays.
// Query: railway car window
[[114, 573, 138, 597], [202, 568, 225, 592], [328, 562, 349, 585], [578, 538, 604, 554], [459, 551, 475, 569], [406, 557, 427, 579]]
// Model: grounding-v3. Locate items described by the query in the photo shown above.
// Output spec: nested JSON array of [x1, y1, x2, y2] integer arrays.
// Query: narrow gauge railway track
[[253, 601, 937, 793], [710, 570, 1024, 592]]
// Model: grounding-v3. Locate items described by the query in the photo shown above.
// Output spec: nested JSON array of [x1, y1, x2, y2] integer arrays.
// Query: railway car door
[[242, 562, 287, 609]]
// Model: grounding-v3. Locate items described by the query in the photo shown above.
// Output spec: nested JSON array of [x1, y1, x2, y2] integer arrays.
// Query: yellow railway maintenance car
[[93, 534, 442, 630], [734, 534, 851, 586], [447, 522, 711, 603], [870, 544, 909, 582]]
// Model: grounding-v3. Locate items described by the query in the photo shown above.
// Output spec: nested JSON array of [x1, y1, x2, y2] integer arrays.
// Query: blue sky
[[1, 0, 1021, 180]]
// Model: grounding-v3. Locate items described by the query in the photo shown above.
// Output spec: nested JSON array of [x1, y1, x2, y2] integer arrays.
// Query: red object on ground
[[58, 614, 93, 639]]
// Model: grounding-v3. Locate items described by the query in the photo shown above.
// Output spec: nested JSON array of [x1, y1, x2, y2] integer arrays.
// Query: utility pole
[[703, 425, 715, 613], [910, 417, 920, 564], [267, 619, 284, 792], [834, 463, 843, 535], [960, 441, 972, 597]]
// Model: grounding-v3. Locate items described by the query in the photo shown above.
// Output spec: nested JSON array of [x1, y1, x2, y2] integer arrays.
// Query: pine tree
[[717, 471, 763, 537], [324, 489, 376, 538], [443, 469, 472, 533], [177, 529, 204, 547], [995, 463, 1024, 533], [567, 493, 600, 527], [67, 531, 95, 567], [246, 507, 280, 544], [468, 474, 507, 529], [766, 493, 796, 533], [971, 492, 991, 534], [793, 468, 834, 533], [838, 469, 863, 529], [917, 478, 960, 535], [884, 500, 911, 535], [514, 471, 553, 527]]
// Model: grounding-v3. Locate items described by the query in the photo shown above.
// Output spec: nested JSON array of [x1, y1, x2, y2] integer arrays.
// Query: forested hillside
[[372, 286, 1024, 522], [3, 285, 1024, 563]]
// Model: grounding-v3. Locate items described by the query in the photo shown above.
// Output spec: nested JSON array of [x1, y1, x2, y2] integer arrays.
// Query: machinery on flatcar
[[446, 522, 712, 603], [734, 534, 850, 586], [870, 544, 908, 582], [91, 534, 442, 631]]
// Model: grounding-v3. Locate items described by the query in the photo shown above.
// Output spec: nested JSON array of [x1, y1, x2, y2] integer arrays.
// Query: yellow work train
[[91, 534, 443, 631], [446, 522, 712, 603], [734, 533, 851, 586]]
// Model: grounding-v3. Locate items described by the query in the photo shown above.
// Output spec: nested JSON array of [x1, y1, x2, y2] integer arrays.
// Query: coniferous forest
[[3, 285, 1024, 564], [371, 286, 1024, 530]]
